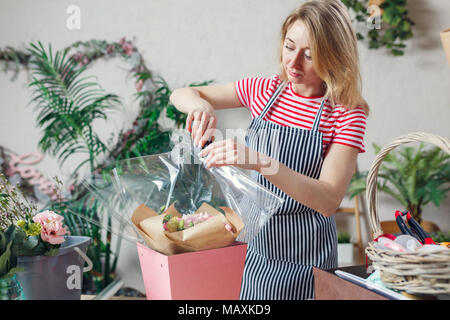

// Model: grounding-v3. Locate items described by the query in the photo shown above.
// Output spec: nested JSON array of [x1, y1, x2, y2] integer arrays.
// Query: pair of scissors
[[395, 210, 436, 245]]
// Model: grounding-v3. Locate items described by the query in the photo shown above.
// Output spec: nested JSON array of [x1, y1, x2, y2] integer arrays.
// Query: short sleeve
[[234, 76, 278, 111], [332, 107, 367, 153]]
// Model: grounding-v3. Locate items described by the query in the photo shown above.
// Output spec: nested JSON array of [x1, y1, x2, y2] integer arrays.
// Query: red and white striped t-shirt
[[235, 74, 367, 154]]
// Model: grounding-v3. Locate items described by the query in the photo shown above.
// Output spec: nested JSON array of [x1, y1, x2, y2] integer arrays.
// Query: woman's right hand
[[186, 105, 217, 148], [171, 83, 242, 148]]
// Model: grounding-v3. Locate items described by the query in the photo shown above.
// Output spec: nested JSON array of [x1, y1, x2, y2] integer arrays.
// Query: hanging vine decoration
[[0, 46, 32, 80], [341, 0, 414, 56]]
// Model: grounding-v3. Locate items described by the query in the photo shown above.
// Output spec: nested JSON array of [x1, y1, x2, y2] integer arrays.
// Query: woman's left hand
[[199, 139, 264, 171]]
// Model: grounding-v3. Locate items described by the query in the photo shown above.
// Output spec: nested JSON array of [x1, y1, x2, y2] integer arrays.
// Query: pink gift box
[[136, 241, 248, 300]]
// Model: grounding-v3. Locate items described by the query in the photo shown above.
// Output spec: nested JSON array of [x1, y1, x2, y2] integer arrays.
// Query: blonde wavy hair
[[279, 0, 369, 114]]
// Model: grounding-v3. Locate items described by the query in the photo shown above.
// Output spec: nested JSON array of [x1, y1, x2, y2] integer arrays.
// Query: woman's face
[[282, 19, 324, 94]]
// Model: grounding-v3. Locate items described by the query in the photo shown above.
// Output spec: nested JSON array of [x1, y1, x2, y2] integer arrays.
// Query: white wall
[[1, 0, 449, 293]]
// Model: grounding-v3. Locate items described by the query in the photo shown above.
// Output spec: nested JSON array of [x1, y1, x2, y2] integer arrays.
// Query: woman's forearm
[[170, 87, 213, 114], [257, 156, 341, 217]]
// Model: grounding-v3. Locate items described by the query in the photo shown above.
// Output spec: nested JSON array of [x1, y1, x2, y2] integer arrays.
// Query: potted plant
[[337, 231, 354, 265], [431, 230, 450, 244], [0, 174, 92, 299], [349, 143, 450, 231]]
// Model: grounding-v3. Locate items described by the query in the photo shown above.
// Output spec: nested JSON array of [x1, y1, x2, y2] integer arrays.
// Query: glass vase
[[0, 274, 25, 300]]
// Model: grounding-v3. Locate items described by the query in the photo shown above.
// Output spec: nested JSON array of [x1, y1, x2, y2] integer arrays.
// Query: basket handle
[[366, 132, 450, 239]]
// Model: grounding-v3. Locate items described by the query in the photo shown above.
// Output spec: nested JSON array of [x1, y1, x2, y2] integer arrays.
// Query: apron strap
[[311, 98, 326, 132], [259, 80, 326, 132], [258, 81, 287, 120]]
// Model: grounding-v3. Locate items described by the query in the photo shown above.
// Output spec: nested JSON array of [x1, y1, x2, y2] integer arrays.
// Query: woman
[[170, 0, 369, 300]]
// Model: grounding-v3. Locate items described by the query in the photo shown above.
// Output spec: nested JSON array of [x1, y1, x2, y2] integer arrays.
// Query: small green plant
[[0, 225, 25, 280], [337, 231, 352, 244], [0, 173, 36, 230], [349, 143, 450, 224]]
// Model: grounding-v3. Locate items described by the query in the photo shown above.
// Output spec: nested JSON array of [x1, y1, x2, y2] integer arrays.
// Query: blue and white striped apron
[[239, 81, 338, 300]]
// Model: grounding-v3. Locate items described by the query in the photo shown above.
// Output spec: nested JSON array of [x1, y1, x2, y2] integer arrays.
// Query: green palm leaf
[[27, 42, 120, 178]]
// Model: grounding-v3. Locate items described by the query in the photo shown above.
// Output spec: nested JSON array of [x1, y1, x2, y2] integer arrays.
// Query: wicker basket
[[365, 132, 450, 295]]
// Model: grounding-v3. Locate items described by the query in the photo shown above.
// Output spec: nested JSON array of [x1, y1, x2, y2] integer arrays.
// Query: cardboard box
[[136, 241, 247, 300], [132, 203, 244, 255]]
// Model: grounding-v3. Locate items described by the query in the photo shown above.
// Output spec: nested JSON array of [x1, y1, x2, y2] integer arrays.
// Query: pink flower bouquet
[[16, 210, 69, 256], [32, 210, 69, 245]]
